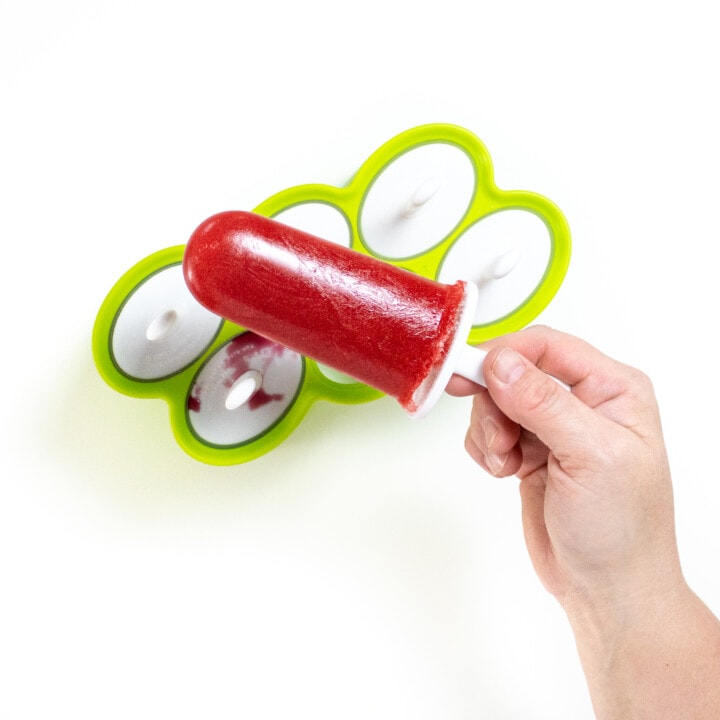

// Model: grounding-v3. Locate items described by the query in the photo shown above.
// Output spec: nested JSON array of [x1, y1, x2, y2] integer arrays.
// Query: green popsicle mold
[[92, 123, 571, 464]]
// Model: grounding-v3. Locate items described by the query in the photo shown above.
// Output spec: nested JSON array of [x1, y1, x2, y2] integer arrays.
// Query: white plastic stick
[[454, 343, 490, 387], [453, 342, 570, 391], [402, 177, 441, 217]]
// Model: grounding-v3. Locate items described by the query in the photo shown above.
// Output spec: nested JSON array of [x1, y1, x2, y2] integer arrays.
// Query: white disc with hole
[[111, 264, 222, 380], [359, 142, 475, 258], [437, 210, 552, 325], [187, 333, 303, 446]]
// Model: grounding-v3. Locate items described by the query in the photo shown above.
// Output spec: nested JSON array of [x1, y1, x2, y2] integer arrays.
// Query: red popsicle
[[183, 211, 483, 416]]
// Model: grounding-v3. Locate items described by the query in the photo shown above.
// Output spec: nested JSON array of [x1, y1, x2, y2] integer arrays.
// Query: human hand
[[449, 326, 720, 718], [448, 326, 682, 611]]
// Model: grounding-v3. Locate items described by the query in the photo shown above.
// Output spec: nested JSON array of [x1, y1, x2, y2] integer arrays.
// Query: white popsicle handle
[[454, 344, 490, 387], [454, 343, 570, 391]]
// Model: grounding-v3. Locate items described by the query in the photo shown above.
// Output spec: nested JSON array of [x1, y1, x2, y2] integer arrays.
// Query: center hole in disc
[[146, 308, 179, 341], [225, 370, 263, 410]]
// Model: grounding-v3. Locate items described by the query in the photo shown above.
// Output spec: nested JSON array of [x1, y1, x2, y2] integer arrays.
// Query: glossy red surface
[[183, 211, 465, 411]]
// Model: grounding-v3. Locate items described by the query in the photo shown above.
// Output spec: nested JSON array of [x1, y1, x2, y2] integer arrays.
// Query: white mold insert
[[111, 264, 222, 380], [273, 202, 352, 248], [187, 333, 303, 446], [359, 142, 475, 258], [437, 210, 552, 326]]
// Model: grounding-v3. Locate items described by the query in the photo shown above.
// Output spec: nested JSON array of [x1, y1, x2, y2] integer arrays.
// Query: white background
[[2, 1, 719, 717]]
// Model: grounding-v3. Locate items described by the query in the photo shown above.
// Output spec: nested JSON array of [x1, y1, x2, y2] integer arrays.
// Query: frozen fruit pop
[[184, 211, 500, 417]]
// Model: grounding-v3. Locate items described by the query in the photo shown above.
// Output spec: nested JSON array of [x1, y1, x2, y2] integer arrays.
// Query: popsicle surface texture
[[183, 211, 468, 414]]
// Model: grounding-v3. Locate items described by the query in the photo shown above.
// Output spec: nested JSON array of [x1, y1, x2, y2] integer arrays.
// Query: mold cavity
[[225, 370, 263, 410], [146, 308, 179, 341]]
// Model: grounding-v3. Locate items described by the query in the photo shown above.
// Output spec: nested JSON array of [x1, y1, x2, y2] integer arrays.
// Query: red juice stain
[[188, 394, 201, 412], [248, 387, 284, 410], [223, 333, 288, 410]]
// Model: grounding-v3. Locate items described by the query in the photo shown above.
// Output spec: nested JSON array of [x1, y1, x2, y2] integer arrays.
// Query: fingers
[[465, 389, 554, 478], [448, 326, 611, 401], [456, 326, 661, 476], [446, 374, 483, 397], [481, 326, 654, 414], [458, 327, 630, 469], [464, 388, 522, 476], [482, 327, 664, 454], [484, 344, 606, 464]]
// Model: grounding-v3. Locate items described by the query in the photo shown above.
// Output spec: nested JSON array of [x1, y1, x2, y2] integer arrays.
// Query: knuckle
[[620, 365, 659, 410], [517, 374, 563, 417], [624, 364, 653, 391]]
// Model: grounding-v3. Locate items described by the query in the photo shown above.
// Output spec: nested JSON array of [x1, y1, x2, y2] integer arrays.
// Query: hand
[[449, 325, 680, 607], [449, 326, 720, 719]]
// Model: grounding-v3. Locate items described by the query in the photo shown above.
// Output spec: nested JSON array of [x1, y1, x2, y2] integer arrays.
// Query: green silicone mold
[[92, 123, 571, 464]]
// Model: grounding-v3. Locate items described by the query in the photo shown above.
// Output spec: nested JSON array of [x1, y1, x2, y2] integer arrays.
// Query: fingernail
[[486, 451, 508, 476], [482, 417, 498, 453], [492, 348, 526, 386]]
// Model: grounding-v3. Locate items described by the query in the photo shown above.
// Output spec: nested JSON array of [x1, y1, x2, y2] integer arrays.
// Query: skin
[[447, 326, 720, 719]]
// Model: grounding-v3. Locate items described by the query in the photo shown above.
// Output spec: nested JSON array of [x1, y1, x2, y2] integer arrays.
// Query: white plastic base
[[111, 265, 222, 380], [359, 142, 476, 259]]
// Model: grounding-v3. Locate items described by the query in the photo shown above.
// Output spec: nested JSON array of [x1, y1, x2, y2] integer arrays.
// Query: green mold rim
[[93, 123, 571, 465]]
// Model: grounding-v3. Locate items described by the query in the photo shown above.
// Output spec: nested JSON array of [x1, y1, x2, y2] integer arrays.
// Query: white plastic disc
[[111, 264, 222, 380], [437, 210, 552, 325], [273, 202, 352, 248], [187, 333, 303, 446], [359, 142, 475, 258]]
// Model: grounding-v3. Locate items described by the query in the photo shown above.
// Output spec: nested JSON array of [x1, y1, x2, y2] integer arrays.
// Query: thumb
[[485, 347, 603, 457]]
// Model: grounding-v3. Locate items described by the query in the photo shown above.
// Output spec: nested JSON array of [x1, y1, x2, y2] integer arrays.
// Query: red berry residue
[[188, 332, 288, 413]]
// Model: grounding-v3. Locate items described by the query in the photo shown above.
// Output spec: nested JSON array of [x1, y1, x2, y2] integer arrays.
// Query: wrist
[[556, 535, 687, 637], [562, 576, 720, 719], [561, 567, 689, 651]]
